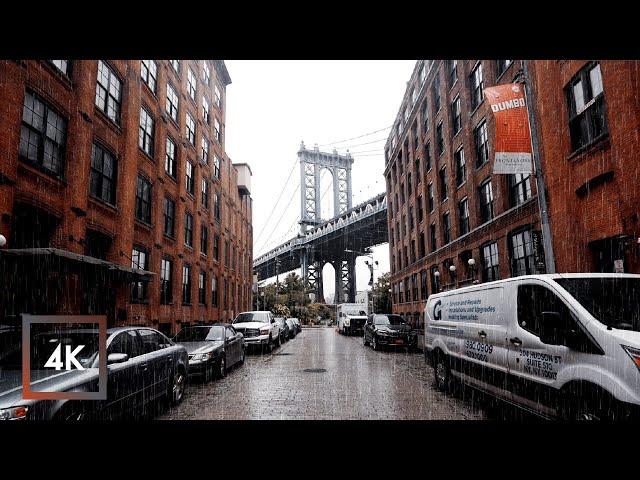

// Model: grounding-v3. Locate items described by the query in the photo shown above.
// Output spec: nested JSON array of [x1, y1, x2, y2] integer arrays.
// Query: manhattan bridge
[[253, 142, 388, 303]]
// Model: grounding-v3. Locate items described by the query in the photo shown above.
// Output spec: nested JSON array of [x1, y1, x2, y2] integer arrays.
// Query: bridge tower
[[298, 142, 355, 304]]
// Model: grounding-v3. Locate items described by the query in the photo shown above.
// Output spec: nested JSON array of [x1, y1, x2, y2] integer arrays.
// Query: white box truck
[[337, 303, 369, 336]]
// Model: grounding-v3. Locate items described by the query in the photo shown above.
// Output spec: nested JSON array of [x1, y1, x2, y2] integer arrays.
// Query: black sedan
[[0, 326, 188, 421], [363, 314, 417, 352], [174, 324, 245, 382]]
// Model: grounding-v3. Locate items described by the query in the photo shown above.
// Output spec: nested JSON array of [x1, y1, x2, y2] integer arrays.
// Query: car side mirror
[[107, 353, 129, 365], [539, 311, 563, 345]]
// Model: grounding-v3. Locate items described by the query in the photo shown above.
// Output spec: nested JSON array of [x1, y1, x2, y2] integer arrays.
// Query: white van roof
[[428, 273, 640, 300]]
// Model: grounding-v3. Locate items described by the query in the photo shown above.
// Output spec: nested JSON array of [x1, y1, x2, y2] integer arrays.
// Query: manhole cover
[[303, 368, 326, 373], [273, 352, 293, 356]]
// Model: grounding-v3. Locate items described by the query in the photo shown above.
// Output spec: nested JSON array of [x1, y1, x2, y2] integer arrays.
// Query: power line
[[317, 126, 392, 148]]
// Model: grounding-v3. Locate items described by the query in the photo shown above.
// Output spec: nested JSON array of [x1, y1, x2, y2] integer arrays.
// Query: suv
[[232, 311, 281, 353]]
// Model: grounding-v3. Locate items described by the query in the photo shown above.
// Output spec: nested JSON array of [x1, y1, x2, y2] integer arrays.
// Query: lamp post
[[345, 249, 378, 314], [433, 270, 440, 293], [468, 258, 478, 284], [0, 234, 6, 248], [449, 264, 457, 288]]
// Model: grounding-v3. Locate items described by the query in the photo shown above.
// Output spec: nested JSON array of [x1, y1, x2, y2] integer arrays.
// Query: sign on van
[[432, 289, 501, 324]]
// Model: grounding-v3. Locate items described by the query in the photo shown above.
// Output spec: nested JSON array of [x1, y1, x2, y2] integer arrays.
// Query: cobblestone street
[[160, 327, 488, 420]]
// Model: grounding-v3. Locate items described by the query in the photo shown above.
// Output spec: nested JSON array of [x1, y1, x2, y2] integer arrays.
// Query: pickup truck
[[232, 311, 281, 352]]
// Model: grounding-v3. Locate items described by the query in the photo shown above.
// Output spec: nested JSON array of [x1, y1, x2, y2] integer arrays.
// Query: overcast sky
[[224, 60, 416, 298]]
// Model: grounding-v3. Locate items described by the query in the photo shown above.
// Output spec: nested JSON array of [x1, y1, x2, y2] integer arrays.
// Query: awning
[[0, 248, 155, 280]]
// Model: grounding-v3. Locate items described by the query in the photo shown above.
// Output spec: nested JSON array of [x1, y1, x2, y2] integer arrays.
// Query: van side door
[[506, 282, 578, 416]]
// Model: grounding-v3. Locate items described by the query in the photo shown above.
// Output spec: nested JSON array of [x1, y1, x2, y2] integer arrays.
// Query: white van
[[424, 274, 640, 420], [337, 303, 369, 336]]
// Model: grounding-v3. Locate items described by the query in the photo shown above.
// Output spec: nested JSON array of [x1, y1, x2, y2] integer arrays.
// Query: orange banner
[[484, 83, 533, 174]]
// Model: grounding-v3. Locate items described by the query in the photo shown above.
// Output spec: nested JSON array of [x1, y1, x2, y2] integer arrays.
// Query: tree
[[272, 303, 291, 317], [372, 272, 392, 313]]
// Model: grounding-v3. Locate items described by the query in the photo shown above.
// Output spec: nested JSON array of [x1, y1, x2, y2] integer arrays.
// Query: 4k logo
[[44, 343, 86, 371]]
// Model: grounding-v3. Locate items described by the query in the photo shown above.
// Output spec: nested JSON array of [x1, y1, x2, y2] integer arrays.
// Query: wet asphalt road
[[160, 327, 492, 420]]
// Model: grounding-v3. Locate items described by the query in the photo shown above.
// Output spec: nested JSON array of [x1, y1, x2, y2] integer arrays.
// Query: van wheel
[[434, 352, 451, 392], [559, 385, 614, 421]]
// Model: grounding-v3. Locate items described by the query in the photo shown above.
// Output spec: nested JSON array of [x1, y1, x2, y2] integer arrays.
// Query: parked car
[[274, 317, 289, 344], [174, 324, 245, 382], [363, 314, 417, 351], [232, 311, 281, 353], [290, 318, 302, 333], [285, 318, 297, 339], [0, 326, 188, 421], [425, 273, 640, 421]]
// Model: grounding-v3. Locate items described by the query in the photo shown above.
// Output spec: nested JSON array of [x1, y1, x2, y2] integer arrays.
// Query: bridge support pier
[[333, 258, 356, 304]]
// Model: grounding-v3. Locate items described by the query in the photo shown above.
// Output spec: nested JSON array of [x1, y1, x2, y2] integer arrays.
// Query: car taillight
[[622, 345, 640, 371]]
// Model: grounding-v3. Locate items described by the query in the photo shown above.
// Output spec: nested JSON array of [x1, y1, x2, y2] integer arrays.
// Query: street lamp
[[345, 249, 378, 314], [433, 270, 440, 293], [0, 234, 6, 248], [467, 258, 478, 283]]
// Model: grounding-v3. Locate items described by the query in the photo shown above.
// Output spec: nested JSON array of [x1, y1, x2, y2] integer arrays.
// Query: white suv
[[232, 311, 281, 352]]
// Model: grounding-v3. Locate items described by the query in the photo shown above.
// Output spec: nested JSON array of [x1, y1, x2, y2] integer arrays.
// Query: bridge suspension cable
[[317, 126, 392, 148]]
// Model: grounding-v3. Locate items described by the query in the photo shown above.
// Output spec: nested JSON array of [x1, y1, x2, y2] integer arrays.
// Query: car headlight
[[192, 352, 213, 362], [260, 327, 270, 335], [622, 345, 640, 371], [0, 406, 28, 420]]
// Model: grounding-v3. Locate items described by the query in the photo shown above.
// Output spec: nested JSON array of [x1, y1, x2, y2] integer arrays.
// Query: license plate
[[394, 339, 404, 344]]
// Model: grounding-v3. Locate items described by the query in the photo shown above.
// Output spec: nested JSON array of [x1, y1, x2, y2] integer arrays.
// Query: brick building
[[0, 60, 253, 335], [384, 60, 545, 328], [529, 60, 640, 275]]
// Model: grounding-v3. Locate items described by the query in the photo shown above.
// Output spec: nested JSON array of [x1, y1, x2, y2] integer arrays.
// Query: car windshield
[[174, 326, 224, 342], [555, 277, 640, 332], [233, 312, 269, 324], [374, 315, 406, 325]]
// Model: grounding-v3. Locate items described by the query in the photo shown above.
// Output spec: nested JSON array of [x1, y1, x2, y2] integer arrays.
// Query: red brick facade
[[0, 60, 253, 335], [529, 60, 640, 275], [384, 60, 543, 328]]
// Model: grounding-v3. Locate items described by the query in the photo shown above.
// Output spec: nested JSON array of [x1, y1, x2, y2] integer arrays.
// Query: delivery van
[[337, 303, 369, 336], [424, 273, 640, 420]]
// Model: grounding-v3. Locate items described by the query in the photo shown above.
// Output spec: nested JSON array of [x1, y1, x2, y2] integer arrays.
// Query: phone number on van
[[464, 340, 493, 361]]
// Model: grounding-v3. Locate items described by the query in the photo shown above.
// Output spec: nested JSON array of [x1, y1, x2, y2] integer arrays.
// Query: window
[[424, 142, 431, 172], [131, 246, 148, 302], [422, 102, 429, 132], [185, 160, 194, 195], [414, 158, 421, 186], [213, 192, 220, 221], [95, 60, 122, 124], [214, 84, 222, 109], [165, 136, 177, 178], [170, 60, 180, 73], [419, 231, 426, 258], [496, 59, 513, 78], [436, 121, 444, 156], [138, 108, 155, 157], [451, 96, 461, 135], [202, 61, 211, 85], [439, 166, 447, 201], [186, 112, 195, 145], [447, 59, 458, 87], [421, 270, 428, 300], [474, 120, 489, 167], [166, 83, 179, 122], [412, 122, 419, 151], [455, 147, 466, 186], [509, 228, 534, 276], [182, 263, 192, 304], [407, 173, 413, 197], [478, 178, 494, 223], [211, 276, 218, 307], [567, 63, 608, 152], [430, 265, 440, 294], [50, 60, 70, 75], [409, 206, 414, 232], [419, 63, 426, 84], [481, 242, 500, 282], [19, 91, 67, 177], [509, 173, 532, 207], [187, 68, 196, 100], [400, 182, 405, 204], [398, 281, 404, 303], [201, 177, 209, 208], [213, 234, 220, 261], [224, 240, 230, 266], [458, 197, 470, 235], [199, 271, 206, 305], [403, 106, 408, 124], [412, 273, 419, 301], [214, 118, 221, 143], [213, 154, 221, 179], [428, 182, 434, 212], [161, 258, 173, 304], [184, 212, 193, 247], [411, 87, 417, 106], [470, 62, 484, 110], [433, 72, 441, 112], [201, 136, 209, 163], [135, 175, 152, 224], [89, 143, 117, 205], [140, 60, 157, 93], [202, 96, 210, 124], [163, 196, 175, 237], [200, 224, 208, 256], [417, 196, 424, 223], [430, 222, 437, 252], [442, 212, 451, 244]]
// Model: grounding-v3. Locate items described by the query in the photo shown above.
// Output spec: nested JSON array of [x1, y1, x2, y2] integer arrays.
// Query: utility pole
[[522, 60, 557, 274]]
